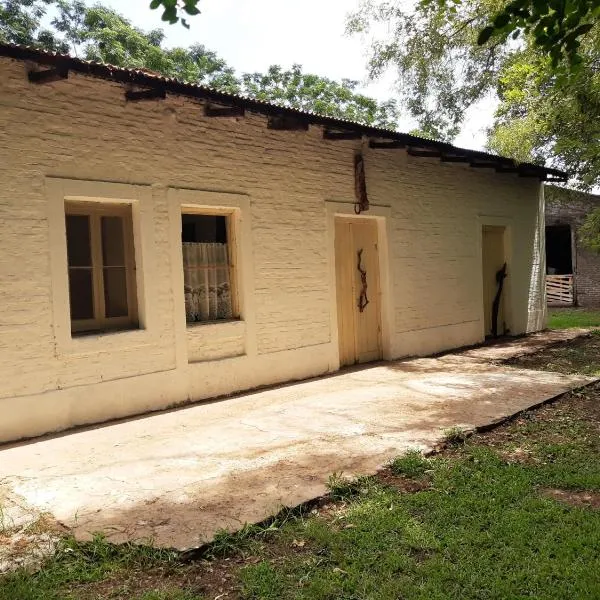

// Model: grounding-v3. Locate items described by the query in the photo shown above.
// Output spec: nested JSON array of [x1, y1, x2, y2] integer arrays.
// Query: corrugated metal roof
[[0, 42, 568, 181]]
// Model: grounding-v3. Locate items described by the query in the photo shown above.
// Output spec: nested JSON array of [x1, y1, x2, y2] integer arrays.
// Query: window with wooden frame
[[181, 212, 238, 324], [65, 201, 138, 334]]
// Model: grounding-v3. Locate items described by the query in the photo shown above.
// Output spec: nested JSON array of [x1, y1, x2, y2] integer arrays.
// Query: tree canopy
[[0, 0, 399, 129], [474, 0, 599, 67], [347, 0, 600, 188], [241, 65, 398, 127], [145, 0, 599, 67]]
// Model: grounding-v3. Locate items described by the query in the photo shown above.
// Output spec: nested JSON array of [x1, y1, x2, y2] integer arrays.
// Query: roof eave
[[0, 43, 569, 183]]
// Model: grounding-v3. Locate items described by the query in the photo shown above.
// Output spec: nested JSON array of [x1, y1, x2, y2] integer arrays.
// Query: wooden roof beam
[[125, 87, 166, 102], [28, 66, 68, 84], [469, 160, 498, 169], [518, 170, 544, 178], [205, 103, 245, 117], [440, 154, 469, 163], [369, 140, 406, 149], [267, 115, 309, 131], [407, 147, 441, 158], [323, 129, 363, 140]]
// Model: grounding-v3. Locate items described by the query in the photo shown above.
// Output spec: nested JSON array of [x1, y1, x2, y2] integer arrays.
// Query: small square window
[[65, 202, 138, 334], [181, 213, 237, 323]]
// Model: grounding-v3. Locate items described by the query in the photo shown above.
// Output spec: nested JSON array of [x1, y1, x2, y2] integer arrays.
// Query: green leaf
[[477, 25, 496, 44], [149, 0, 161, 9], [161, 6, 178, 23], [572, 22, 594, 36], [493, 13, 511, 28]]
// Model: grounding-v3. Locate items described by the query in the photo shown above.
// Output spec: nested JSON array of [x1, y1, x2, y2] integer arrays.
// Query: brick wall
[[546, 186, 600, 307], [0, 56, 545, 441]]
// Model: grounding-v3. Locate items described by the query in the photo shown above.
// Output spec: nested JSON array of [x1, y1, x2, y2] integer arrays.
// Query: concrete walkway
[[0, 330, 594, 551]]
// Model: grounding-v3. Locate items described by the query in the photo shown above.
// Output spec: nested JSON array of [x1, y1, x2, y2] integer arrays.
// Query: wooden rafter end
[[407, 147, 441, 158], [125, 87, 166, 102], [205, 104, 245, 117], [28, 67, 68, 84], [267, 115, 309, 131], [369, 140, 406, 149], [323, 129, 363, 141]]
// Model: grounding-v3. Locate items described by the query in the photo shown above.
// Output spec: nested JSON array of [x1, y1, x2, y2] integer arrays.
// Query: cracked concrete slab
[[0, 331, 594, 551]]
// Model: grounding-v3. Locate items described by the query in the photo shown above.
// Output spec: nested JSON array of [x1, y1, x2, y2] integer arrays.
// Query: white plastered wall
[[0, 57, 546, 442]]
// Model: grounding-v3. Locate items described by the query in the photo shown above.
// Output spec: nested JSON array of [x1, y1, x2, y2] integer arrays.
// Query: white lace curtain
[[183, 242, 233, 322]]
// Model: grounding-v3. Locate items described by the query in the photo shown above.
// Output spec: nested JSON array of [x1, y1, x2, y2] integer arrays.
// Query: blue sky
[[56, 0, 493, 150]]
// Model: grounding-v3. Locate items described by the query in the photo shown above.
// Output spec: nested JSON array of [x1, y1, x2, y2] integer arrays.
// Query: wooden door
[[482, 225, 506, 337], [335, 218, 382, 366]]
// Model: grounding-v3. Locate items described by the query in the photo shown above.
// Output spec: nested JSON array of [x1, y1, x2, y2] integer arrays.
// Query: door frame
[[477, 215, 513, 340], [326, 201, 393, 369]]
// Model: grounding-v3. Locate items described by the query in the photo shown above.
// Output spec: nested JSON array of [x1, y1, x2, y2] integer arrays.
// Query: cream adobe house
[[0, 44, 567, 443]]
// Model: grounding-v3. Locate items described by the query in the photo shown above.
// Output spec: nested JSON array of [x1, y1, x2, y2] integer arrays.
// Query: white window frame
[[47, 178, 156, 355]]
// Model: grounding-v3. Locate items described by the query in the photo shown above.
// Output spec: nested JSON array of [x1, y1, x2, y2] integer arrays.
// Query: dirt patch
[[497, 446, 538, 465], [451, 379, 600, 458], [376, 470, 432, 493], [68, 556, 248, 600], [505, 332, 600, 376], [541, 488, 600, 510], [0, 513, 68, 574]]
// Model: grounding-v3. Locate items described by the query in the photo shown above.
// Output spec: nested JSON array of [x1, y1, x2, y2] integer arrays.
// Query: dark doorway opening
[[546, 225, 572, 275]]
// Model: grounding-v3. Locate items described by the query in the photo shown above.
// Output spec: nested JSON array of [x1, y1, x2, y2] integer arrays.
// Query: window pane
[[101, 216, 126, 267], [182, 214, 227, 243], [103, 267, 129, 318], [66, 215, 92, 267], [69, 268, 94, 320], [182, 242, 232, 322]]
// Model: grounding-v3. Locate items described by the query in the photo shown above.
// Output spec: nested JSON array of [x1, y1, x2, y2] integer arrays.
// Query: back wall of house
[[546, 189, 600, 307]]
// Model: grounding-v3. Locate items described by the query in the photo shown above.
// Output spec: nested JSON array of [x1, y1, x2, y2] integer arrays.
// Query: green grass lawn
[[548, 308, 600, 329], [2, 336, 600, 599]]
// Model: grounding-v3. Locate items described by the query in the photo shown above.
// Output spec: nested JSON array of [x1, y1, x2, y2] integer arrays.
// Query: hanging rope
[[354, 153, 369, 214], [357, 248, 369, 312]]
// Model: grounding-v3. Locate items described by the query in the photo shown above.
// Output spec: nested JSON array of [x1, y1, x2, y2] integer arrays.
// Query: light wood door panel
[[335, 218, 382, 366], [335, 219, 357, 367]]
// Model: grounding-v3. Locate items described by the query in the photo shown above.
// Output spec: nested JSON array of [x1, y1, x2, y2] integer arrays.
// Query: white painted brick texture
[[0, 57, 545, 441]]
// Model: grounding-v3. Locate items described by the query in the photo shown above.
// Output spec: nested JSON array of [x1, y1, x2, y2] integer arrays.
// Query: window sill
[[59, 327, 155, 356], [72, 325, 139, 338], [186, 318, 242, 328], [186, 319, 245, 340]]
